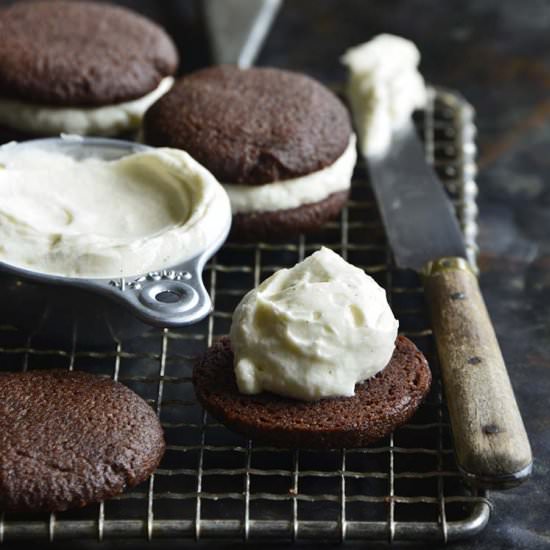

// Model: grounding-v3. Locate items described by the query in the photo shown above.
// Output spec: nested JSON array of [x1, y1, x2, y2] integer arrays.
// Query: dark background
[[1, 0, 549, 548]]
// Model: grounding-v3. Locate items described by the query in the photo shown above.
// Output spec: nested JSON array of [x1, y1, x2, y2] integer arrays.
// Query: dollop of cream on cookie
[[230, 247, 399, 401]]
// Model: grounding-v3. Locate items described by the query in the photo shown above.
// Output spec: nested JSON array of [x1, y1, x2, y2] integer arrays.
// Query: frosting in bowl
[[230, 247, 399, 401], [0, 144, 230, 278]]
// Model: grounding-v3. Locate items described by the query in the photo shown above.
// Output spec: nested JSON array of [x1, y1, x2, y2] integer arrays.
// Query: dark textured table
[[2, 1, 549, 548]]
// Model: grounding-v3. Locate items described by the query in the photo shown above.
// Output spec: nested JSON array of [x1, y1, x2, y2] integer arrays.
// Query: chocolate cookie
[[193, 336, 432, 449], [0, 1, 178, 106], [144, 65, 352, 184], [0, 370, 165, 512], [144, 65, 354, 238]]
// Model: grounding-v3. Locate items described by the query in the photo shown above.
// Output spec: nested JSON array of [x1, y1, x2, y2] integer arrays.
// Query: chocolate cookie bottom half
[[193, 336, 431, 449], [0, 370, 165, 513], [230, 190, 349, 241]]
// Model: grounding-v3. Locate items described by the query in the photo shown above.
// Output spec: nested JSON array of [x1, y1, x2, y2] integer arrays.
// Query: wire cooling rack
[[0, 88, 490, 544]]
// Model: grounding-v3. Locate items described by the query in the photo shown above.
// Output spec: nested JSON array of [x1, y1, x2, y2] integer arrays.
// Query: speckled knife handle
[[423, 257, 532, 489]]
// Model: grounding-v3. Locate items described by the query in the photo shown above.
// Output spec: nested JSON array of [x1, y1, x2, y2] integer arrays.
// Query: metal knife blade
[[367, 120, 466, 271], [203, 0, 282, 68]]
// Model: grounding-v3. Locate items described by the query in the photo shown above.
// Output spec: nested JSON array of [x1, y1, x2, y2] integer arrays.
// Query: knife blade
[[366, 121, 532, 489], [203, 0, 282, 68], [368, 121, 466, 271]]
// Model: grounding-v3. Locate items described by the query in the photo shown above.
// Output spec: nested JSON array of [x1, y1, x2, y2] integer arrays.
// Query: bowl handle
[[95, 263, 213, 329]]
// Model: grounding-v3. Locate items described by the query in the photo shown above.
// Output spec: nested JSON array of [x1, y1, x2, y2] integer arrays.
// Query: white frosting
[[0, 146, 230, 278], [342, 34, 427, 157], [0, 77, 174, 137], [230, 247, 399, 401], [223, 135, 357, 214]]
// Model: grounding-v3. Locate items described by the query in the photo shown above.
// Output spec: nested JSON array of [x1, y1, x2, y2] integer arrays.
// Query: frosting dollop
[[0, 145, 230, 278], [230, 247, 399, 401], [342, 34, 427, 156]]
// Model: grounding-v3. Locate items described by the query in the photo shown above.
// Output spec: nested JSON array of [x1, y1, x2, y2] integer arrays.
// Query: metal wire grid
[[0, 88, 491, 543]]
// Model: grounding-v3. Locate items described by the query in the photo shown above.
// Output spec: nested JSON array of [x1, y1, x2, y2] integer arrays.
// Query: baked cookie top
[[0, 1, 178, 106], [144, 65, 353, 185], [193, 335, 431, 449], [0, 370, 165, 512]]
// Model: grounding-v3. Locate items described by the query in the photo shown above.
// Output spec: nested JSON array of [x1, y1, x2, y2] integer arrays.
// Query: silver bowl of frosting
[[0, 136, 231, 346]]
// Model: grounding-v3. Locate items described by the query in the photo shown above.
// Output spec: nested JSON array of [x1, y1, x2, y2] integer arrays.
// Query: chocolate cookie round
[[193, 336, 432, 449], [0, 370, 165, 512], [0, 1, 178, 106], [144, 65, 352, 185]]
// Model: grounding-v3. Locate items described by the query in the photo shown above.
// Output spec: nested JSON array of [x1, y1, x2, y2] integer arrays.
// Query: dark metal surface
[[367, 118, 467, 272]]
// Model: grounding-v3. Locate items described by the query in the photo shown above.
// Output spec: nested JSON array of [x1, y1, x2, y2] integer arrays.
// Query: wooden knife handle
[[423, 257, 532, 489]]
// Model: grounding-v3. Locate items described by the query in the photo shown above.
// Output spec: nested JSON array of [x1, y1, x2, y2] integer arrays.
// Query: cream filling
[[230, 247, 399, 401], [0, 145, 231, 278], [0, 77, 174, 137], [342, 34, 427, 157], [223, 134, 357, 214]]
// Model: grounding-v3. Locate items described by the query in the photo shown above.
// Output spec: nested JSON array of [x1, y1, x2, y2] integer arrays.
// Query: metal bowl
[[0, 136, 231, 347]]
